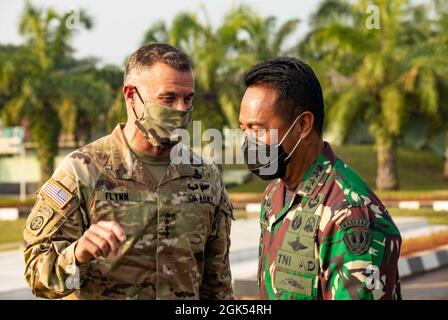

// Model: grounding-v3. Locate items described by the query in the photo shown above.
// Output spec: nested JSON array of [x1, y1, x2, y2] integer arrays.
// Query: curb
[[398, 245, 448, 278]]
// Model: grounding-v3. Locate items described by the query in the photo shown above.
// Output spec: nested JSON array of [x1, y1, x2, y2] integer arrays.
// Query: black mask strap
[[132, 86, 145, 120]]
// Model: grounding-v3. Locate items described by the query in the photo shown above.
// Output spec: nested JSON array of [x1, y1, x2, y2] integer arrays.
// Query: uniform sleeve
[[200, 178, 234, 300], [318, 206, 401, 300], [23, 165, 88, 299]]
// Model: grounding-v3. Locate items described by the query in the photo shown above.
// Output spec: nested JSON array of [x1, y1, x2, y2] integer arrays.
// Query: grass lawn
[[389, 208, 448, 225], [0, 144, 446, 247], [0, 197, 36, 207], [1, 144, 446, 205], [228, 144, 448, 194], [0, 218, 26, 247]]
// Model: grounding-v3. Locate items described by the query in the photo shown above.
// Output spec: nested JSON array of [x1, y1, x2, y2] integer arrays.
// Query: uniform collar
[[107, 124, 201, 187], [107, 124, 132, 180], [295, 142, 335, 199], [263, 142, 336, 223]]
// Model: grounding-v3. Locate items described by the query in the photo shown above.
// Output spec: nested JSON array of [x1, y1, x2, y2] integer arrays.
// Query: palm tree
[[141, 5, 300, 131], [233, 9, 300, 62], [414, 0, 448, 178], [143, 7, 248, 131], [0, 3, 113, 183], [300, 0, 442, 190]]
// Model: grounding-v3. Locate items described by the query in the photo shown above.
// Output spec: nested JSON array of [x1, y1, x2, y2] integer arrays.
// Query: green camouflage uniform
[[258, 142, 401, 300], [23, 124, 234, 300]]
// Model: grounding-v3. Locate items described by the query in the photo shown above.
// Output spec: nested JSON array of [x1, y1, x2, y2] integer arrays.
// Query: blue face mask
[[242, 113, 303, 180]]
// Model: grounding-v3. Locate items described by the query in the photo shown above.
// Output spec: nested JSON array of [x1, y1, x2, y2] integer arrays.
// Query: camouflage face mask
[[132, 87, 193, 149]]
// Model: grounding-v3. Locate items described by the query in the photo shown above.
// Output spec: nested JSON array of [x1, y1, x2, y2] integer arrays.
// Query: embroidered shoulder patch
[[339, 218, 371, 255], [26, 203, 54, 236], [41, 179, 73, 209], [343, 229, 371, 255], [338, 218, 369, 230]]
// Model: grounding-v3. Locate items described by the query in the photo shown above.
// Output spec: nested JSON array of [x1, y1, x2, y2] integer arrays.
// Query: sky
[[0, 0, 319, 66]]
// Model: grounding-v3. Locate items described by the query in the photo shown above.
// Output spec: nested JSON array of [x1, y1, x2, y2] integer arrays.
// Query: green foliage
[[107, 90, 127, 132], [229, 144, 448, 193], [389, 208, 448, 226], [0, 218, 26, 246], [141, 4, 300, 131], [0, 3, 114, 182], [1, 1, 447, 189], [300, 0, 448, 189]]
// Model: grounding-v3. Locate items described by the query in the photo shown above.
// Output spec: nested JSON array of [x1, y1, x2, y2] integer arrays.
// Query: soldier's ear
[[299, 111, 315, 139], [123, 84, 136, 108]]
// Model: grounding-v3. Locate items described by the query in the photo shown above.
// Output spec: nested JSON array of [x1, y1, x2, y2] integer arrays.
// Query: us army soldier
[[23, 44, 234, 300], [239, 57, 401, 300]]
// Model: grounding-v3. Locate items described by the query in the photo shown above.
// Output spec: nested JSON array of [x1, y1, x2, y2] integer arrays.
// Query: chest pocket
[[168, 191, 215, 253], [273, 195, 323, 300]]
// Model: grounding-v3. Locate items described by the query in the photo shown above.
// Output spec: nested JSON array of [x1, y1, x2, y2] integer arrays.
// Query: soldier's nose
[[172, 100, 189, 112]]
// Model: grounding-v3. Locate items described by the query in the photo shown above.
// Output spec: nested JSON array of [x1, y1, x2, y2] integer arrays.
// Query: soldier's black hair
[[125, 43, 193, 81], [244, 57, 325, 135]]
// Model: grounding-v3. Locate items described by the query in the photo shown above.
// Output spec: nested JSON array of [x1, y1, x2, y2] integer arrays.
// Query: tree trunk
[[198, 90, 225, 171], [444, 130, 448, 179], [31, 104, 61, 185], [376, 138, 399, 190], [39, 158, 54, 185]]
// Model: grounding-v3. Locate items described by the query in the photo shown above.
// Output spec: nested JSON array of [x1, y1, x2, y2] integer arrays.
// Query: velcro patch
[[95, 191, 141, 202], [186, 181, 211, 194], [274, 270, 313, 296], [343, 229, 371, 255], [300, 213, 320, 238], [276, 249, 319, 274], [186, 193, 216, 204], [41, 179, 73, 209], [338, 218, 369, 230], [26, 203, 54, 236]]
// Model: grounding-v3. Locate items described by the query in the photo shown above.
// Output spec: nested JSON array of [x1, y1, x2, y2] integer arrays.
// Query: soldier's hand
[[74, 221, 126, 265]]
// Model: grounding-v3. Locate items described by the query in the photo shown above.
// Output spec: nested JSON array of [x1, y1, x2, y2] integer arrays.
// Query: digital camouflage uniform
[[23, 124, 234, 300], [258, 142, 402, 300]]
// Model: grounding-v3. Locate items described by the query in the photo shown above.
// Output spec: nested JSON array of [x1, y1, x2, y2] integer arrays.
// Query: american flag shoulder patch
[[41, 179, 73, 209]]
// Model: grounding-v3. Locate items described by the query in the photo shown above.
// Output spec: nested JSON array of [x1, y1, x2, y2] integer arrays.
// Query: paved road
[[1, 216, 448, 300], [0, 288, 36, 300], [2, 266, 448, 300], [401, 266, 448, 300]]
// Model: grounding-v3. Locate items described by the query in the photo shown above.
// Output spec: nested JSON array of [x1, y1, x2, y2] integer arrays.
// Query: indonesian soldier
[[23, 44, 234, 300], [239, 57, 401, 300]]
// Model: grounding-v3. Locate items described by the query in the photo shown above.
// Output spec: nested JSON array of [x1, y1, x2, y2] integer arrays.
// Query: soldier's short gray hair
[[124, 43, 193, 82]]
